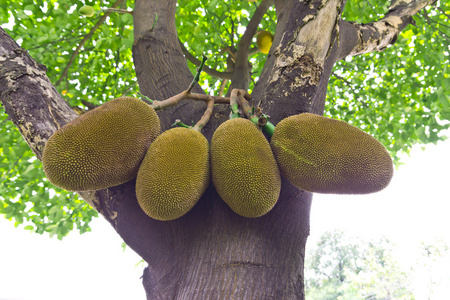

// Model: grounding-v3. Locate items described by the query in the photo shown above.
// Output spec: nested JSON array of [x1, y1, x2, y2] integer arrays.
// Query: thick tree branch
[[342, 0, 437, 57], [230, 0, 274, 90], [179, 41, 234, 79], [132, 0, 208, 134], [253, 0, 344, 120], [0, 29, 77, 158], [55, 0, 126, 86]]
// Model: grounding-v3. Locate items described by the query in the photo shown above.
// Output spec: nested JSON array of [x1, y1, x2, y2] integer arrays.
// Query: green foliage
[[328, 0, 450, 165], [176, 0, 277, 94], [306, 230, 414, 299], [0, 107, 97, 239], [1, 0, 137, 107], [0, 0, 449, 237]]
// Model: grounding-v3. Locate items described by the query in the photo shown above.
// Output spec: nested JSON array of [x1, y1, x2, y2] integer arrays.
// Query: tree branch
[[0, 28, 77, 159], [179, 41, 234, 79], [230, 0, 274, 90], [55, 0, 126, 86], [344, 0, 437, 57]]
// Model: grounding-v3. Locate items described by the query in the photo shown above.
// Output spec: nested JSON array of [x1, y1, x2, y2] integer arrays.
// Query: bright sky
[[1, 133, 449, 300]]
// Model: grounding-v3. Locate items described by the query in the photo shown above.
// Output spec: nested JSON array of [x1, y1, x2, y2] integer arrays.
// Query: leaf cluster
[[176, 0, 276, 94]]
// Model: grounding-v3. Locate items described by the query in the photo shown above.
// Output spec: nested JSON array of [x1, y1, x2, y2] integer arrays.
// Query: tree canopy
[[0, 0, 449, 240], [305, 230, 413, 299]]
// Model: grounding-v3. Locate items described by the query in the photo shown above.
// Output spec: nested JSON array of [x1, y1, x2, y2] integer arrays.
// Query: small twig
[[29, 34, 85, 50], [172, 119, 190, 128], [101, 8, 133, 14], [218, 79, 228, 97], [180, 41, 233, 79], [137, 92, 153, 104], [332, 72, 369, 109], [420, 10, 450, 41], [81, 99, 99, 110], [187, 54, 208, 93], [151, 14, 158, 31]]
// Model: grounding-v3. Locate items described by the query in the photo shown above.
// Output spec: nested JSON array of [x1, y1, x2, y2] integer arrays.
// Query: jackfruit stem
[[186, 93, 229, 104], [151, 92, 229, 112], [187, 54, 208, 93], [172, 119, 190, 128], [151, 91, 188, 111], [250, 116, 275, 137], [193, 97, 214, 132], [137, 92, 153, 104], [229, 89, 275, 135], [236, 91, 254, 119]]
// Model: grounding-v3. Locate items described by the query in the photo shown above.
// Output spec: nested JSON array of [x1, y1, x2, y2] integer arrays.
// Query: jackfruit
[[42, 97, 160, 191], [270, 113, 393, 194], [136, 127, 210, 221], [79, 5, 95, 17], [211, 118, 281, 218], [256, 30, 273, 54]]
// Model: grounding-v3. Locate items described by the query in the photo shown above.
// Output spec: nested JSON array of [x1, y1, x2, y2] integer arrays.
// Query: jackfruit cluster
[[136, 127, 210, 221], [270, 113, 393, 194], [211, 118, 281, 218], [43, 95, 393, 221], [42, 97, 160, 191]]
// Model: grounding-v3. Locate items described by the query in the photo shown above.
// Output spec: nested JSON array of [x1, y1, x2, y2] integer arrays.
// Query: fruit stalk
[[192, 96, 215, 132], [234, 90, 276, 136], [229, 89, 241, 119]]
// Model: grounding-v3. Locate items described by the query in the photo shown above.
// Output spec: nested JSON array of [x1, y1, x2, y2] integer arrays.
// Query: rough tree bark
[[0, 0, 435, 299]]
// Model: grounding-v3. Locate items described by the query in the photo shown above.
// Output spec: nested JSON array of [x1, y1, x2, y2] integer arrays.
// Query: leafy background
[[0, 0, 449, 238]]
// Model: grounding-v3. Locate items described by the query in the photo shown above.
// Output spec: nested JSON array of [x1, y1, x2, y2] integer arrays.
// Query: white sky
[[1, 133, 449, 300]]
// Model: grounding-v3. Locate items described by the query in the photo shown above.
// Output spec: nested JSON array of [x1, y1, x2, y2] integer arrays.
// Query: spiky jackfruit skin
[[42, 97, 160, 191], [211, 118, 281, 218], [270, 113, 393, 194], [136, 127, 210, 221]]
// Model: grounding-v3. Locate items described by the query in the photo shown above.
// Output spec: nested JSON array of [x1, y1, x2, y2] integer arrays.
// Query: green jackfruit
[[136, 127, 210, 221], [79, 5, 95, 17], [211, 118, 281, 218], [270, 113, 393, 194], [42, 97, 160, 191]]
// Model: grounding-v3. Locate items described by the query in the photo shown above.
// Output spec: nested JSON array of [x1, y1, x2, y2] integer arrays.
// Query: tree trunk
[[0, 0, 427, 298]]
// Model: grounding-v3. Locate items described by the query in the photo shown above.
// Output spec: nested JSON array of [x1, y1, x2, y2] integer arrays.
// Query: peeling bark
[[0, 31, 77, 158], [342, 0, 436, 57], [254, 0, 344, 120]]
